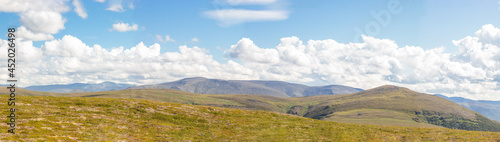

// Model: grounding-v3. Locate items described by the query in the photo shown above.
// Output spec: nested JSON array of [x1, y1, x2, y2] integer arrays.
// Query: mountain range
[[24, 81, 132, 93], [129, 77, 363, 97]]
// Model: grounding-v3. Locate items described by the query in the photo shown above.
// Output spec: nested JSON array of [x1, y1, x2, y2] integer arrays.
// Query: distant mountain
[[129, 77, 363, 97], [24, 81, 132, 93], [436, 94, 500, 122]]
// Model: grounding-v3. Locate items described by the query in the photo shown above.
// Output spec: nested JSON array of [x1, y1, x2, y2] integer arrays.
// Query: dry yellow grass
[[0, 95, 499, 141]]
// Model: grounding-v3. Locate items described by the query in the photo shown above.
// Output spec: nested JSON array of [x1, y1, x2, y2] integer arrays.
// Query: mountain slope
[[300, 85, 500, 131], [25, 81, 132, 93], [1, 95, 499, 141], [436, 94, 500, 122], [129, 77, 362, 97]]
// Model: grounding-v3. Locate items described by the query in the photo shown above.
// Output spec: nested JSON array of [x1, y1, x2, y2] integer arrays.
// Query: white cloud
[[19, 10, 66, 34], [475, 24, 500, 45], [0, 0, 71, 41], [227, 38, 280, 64], [0, 0, 70, 13], [165, 35, 175, 42], [156, 35, 176, 43], [111, 22, 138, 32], [105, 0, 134, 12], [204, 9, 288, 26], [191, 37, 200, 42], [16, 26, 55, 41], [95, 0, 106, 3], [223, 0, 278, 5], [155, 35, 163, 42], [3, 24, 500, 100], [219, 25, 500, 100], [106, 3, 124, 12], [0, 35, 223, 86], [72, 0, 88, 19]]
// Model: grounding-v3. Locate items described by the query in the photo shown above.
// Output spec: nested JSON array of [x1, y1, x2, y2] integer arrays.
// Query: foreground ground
[[0, 95, 499, 141]]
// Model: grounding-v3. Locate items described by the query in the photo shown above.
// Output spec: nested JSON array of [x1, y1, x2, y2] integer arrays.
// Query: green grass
[[323, 109, 443, 128], [1, 95, 499, 141]]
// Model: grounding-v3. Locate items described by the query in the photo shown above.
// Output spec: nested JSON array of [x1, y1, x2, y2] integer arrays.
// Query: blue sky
[[3, 0, 499, 59], [1, 0, 500, 100]]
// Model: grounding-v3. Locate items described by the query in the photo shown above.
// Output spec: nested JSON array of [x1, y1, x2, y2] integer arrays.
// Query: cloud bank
[[2, 24, 500, 100]]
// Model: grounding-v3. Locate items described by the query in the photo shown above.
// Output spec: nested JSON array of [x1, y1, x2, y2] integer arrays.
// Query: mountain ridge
[[129, 77, 363, 97], [24, 81, 132, 93]]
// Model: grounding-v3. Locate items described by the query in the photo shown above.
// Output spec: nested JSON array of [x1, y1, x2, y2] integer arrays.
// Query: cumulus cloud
[[16, 26, 55, 41], [227, 38, 280, 64], [0, 35, 225, 86], [19, 10, 66, 34], [2, 24, 500, 100], [475, 24, 500, 46], [218, 25, 500, 100], [0, 0, 70, 41], [204, 9, 288, 26], [72, 0, 88, 19], [111, 22, 138, 32]]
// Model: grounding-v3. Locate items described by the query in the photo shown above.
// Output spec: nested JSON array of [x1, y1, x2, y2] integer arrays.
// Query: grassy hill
[[303, 85, 500, 131], [3, 85, 500, 132], [1, 95, 500, 141]]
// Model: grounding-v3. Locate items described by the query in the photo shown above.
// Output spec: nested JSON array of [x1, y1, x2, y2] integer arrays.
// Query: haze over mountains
[[436, 94, 500, 122], [129, 77, 363, 97], [25, 81, 132, 93]]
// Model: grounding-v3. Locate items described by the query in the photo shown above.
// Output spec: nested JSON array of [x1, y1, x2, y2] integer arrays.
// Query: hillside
[[5, 85, 500, 132], [303, 85, 500, 131], [129, 77, 362, 97], [1, 95, 499, 141], [436, 94, 500, 122]]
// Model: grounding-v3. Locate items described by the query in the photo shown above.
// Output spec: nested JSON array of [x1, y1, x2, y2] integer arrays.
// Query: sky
[[1, 0, 500, 100]]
